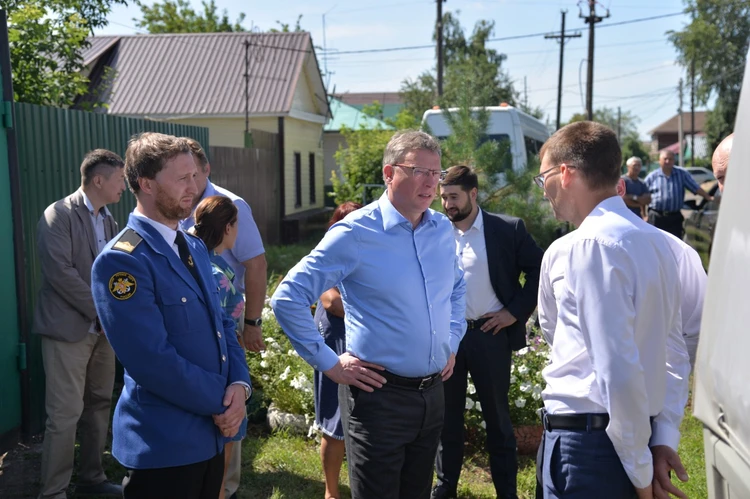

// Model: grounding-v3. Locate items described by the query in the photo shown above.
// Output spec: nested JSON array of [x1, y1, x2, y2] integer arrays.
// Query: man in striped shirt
[[644, 150, 713, 238]]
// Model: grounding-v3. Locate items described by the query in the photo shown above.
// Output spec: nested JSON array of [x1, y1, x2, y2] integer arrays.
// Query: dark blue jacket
[[92, 214, 251, 469]]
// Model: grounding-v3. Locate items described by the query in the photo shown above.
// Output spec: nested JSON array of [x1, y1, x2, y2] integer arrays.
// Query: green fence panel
[[14, 103, 209, 434]]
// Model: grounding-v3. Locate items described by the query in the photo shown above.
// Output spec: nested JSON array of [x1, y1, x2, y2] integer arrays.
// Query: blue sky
[[95, 0, 697, 139]]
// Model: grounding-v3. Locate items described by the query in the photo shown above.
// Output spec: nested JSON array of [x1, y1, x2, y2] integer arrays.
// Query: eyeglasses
[[533, 164, 563, 189], [393, 164, 447, 181]]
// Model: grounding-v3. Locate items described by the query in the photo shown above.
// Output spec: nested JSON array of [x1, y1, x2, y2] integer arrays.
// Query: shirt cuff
[[309, 346, 340, 373], [449, 333, 461, 355], [230, 381, 252, 399], [650, 421, 681, 450]]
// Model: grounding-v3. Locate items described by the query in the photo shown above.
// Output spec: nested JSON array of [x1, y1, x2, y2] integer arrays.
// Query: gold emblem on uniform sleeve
[[187, 255, 194, 267], [109, 272, 137, 300]]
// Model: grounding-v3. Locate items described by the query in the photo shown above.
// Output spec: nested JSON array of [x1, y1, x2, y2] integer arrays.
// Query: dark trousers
[[538, 429, 635, 499], [122, 451, 224, 499], [648, 209, 684, 238], [435, 326, 518, 498], [339, 377, 444, 499]]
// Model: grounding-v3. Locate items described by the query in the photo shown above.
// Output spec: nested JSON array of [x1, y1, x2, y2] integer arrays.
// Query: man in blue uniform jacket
[[91, 132, 251, 499]]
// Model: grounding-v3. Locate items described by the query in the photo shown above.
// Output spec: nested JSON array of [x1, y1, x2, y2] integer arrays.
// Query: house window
[[309, 153, 316, 204], [294, 152, 302, 208]]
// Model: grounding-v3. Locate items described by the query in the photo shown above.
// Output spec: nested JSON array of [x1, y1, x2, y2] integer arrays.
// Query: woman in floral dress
[[192, 195, 247, 499]]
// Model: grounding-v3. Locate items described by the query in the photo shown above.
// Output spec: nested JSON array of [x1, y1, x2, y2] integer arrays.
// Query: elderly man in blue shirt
[[644, 150, 713, 238], [272, 130, 466, 499]]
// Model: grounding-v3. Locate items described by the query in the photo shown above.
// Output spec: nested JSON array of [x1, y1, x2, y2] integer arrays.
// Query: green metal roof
[[324, 98, 391, 132]]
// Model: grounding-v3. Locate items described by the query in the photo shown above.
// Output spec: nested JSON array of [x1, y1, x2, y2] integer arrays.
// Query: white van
[[421, 104, 550, 174], [693, 49, 750, 497]]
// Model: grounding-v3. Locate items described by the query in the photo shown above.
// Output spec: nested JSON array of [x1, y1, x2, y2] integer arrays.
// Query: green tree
[[268, 14, 303, 33], [567, 106, 639, 139], [134, 0, 246, 33], [669, 0, 750, 150], [3, 0, 125, 106], [400, 12, 519, 121], [331, 104, 419, 205]]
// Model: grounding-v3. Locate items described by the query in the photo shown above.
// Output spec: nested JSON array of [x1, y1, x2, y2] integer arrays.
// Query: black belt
[[541, 411, 655, 431], [542, 411, 610, 431], [649, 208, 681, 216], [466, 317, 489, 330], [381, 370, 441, 391]]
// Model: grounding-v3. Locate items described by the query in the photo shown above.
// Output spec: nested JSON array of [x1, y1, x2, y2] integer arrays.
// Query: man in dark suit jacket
[[34, 149, 125, 499], [434, 166, 544, 499]]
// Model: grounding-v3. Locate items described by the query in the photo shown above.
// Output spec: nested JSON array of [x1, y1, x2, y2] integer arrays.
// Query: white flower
[[260, 361, 268, 368], [260, 351, 268, 359], [510, 375, 517, 384], [510, 364, 516, 373], [532, 384, 543, 395], [480, 421, 486, 429], [517, 347, 529, 356], [287, 349, 299, 357], [290, 373, 311, 391], [264, 337, 276, 345], [279, 366, 291, 381], [261, 307, 275, 322], [515, 398, 527, 408], [532, 392, 541, 401], [262, 374, 270, 381], [518, 365, 529, 375], [474, 401, 482, 412], [467, 383, 476, 395], [520, 381, 532, 393], [465, 398, 474, 410]]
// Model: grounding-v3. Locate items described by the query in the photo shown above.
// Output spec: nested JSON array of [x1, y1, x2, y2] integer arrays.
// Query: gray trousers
[[39, 334, 115, 499]]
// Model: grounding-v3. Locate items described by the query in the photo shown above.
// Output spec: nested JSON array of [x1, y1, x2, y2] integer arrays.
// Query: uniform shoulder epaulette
[[112, 228, 143, 254], [183, 230, 201, 241]]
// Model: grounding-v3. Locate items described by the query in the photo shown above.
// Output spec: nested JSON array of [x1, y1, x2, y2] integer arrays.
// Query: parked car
[[694, 48, 750, 498], [685, 166, 716, 185], [682, 179, 720, 269]]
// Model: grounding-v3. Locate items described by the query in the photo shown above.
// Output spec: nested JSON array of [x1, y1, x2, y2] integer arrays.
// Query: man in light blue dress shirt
[[271, 130, 467, 499]]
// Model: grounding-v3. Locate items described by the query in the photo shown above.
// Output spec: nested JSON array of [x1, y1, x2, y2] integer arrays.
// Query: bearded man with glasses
[[272, 130, 466, 499]]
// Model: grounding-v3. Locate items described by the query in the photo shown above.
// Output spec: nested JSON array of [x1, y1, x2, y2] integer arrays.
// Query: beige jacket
[[33, 188, 118, 342]]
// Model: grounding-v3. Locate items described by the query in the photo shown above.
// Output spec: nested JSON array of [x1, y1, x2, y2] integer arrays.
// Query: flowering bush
[[464, 329, 550, 439], [245, 298, 315, 419]]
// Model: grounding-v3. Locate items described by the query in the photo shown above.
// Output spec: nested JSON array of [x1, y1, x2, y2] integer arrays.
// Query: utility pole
[[617, 106, 621, 143], [545, 10, 580, 130], [690, 59, 695, 167], [244, 39, 250, 145], [322, 5, 337, 90], [581, 0, 609, 121], [436, 0, 446, 97], [678, 78, 684, 163]]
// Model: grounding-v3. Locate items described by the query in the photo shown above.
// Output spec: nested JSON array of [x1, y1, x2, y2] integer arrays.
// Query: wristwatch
[[244, 317, 263, 327], [242, 384, 252, 401]]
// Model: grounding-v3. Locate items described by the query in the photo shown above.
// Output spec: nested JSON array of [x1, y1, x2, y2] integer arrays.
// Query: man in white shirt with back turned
[[534, 121, 690, 499]]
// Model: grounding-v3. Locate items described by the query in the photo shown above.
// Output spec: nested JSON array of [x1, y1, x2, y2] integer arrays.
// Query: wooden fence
[[209, 129, 280, 245]]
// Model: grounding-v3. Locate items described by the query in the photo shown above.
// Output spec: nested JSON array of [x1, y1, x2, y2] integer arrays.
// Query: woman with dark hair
[[192, 195, 247, 499], [313, 201, 362, 499]]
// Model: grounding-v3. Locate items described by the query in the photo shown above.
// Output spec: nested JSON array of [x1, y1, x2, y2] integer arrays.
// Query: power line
[[324, 11, 685, 56]]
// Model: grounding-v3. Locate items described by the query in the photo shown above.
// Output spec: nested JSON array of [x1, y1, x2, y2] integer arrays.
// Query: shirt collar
[[80, 189, 111, 217], [132, 208, 179, 248], [582, 195, 629, 224], [378, 192, 436, 231], [453, 208, 483, 235]]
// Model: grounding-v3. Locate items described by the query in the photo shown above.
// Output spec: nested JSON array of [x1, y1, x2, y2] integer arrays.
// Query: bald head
[[712, 133, 734, 193]]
